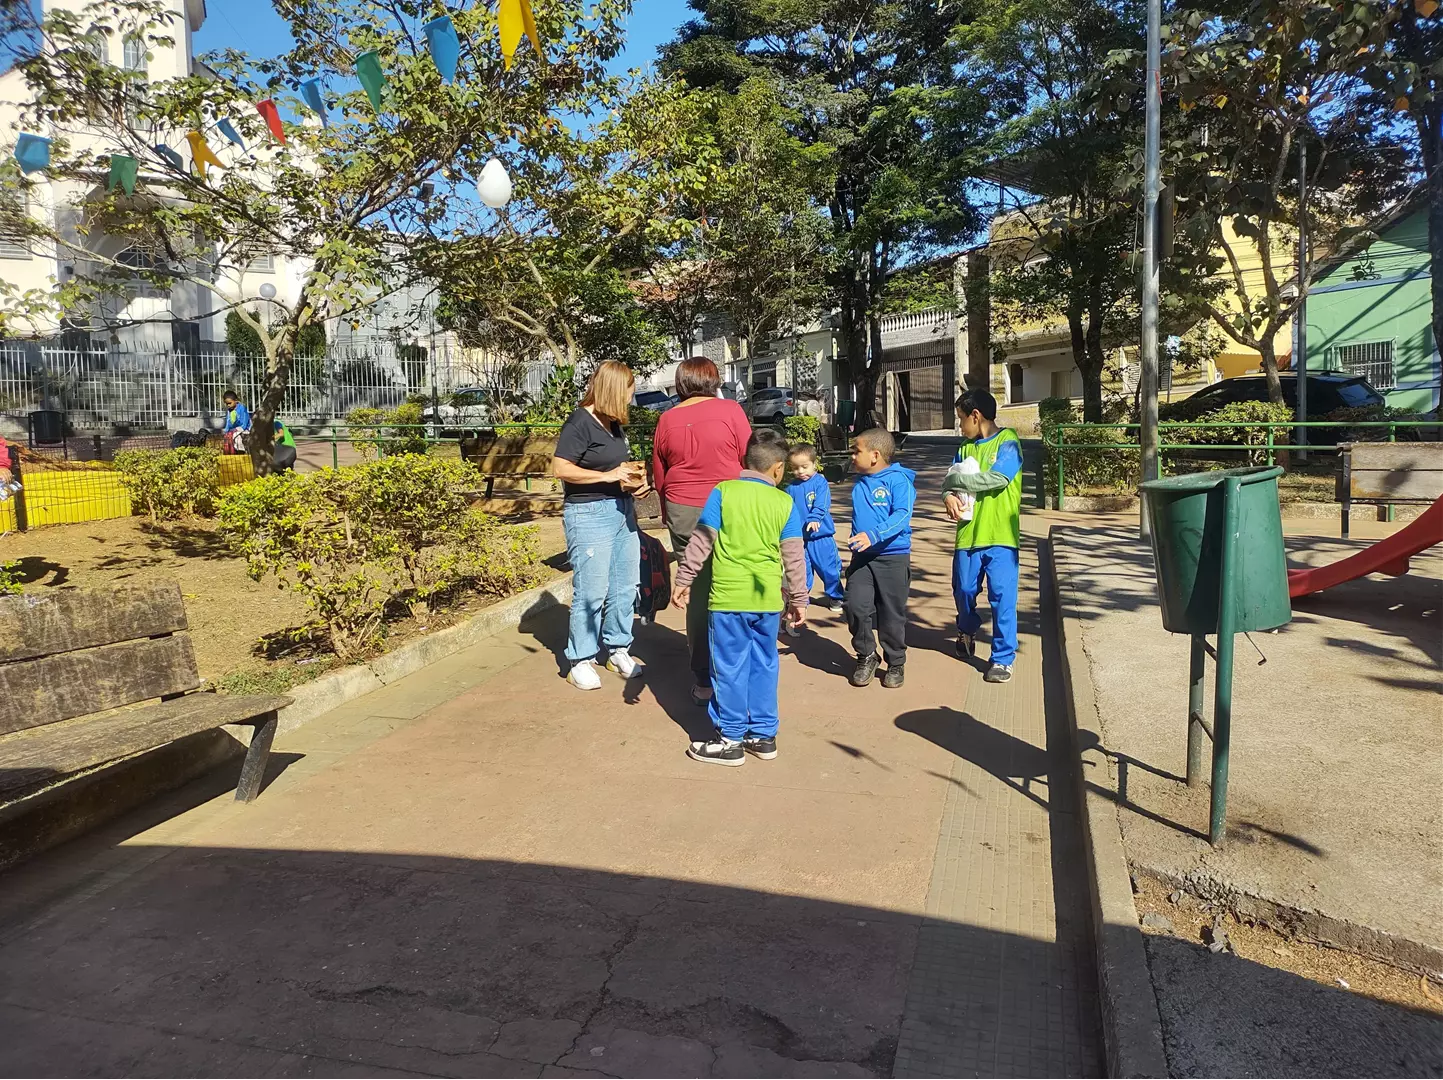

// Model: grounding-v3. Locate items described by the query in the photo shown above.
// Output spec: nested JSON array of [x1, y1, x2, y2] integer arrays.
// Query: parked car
[[420, 386, 493, 430], [633, 389, 678, 414], [1162, 372, 1384, 422], [745, 386, 797, 424]]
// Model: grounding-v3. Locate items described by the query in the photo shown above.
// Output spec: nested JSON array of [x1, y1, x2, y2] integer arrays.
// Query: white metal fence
[[0, 339, 553, 431]]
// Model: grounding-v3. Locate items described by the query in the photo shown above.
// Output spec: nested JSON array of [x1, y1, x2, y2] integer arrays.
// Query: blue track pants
[[708, 611, 781, 741], [952, 545, 1019, 666]]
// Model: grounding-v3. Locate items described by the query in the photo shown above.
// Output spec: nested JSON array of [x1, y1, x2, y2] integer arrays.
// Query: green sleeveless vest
[[954, 429, 1022, 551], [709, 479, 797, 612]]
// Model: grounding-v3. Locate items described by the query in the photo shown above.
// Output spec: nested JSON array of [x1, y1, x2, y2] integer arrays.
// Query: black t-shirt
[[555, 407, 630, 503]]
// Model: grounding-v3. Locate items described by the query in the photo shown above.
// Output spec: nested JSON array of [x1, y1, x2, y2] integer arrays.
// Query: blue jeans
[[953, 545, 1020, 666], [708, 611, 781, 741], [563, 497, 640, 664]]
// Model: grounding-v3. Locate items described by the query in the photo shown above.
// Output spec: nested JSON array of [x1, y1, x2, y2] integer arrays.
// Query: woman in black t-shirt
[[551, 361, 650, 691]]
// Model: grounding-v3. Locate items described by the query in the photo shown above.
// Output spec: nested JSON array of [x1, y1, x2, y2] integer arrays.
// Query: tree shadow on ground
[[139, 521, 236, 561]]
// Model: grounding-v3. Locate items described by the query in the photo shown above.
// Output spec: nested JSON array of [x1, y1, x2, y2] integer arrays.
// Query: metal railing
[[1046, 419, 1442, 509]]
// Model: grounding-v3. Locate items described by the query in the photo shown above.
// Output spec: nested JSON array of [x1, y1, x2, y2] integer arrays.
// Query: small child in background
[[671, 429, 809, 766], [845, 428, 916, 689], [785, 444, 845, 621]]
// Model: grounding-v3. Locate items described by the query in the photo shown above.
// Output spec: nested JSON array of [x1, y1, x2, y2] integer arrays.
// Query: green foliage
[[115, 446, 221, 522], [0, 560, 23, 596], [627, 406, 661, 471], [784, 415, 822, 446], [218, 457, 541, 660], [523, 365, 581, 424], [1039, 397, 1137, 497], [1321, 405, 1431, 443], [225, 311, 325, 359], [1180, 401, 1294, 465], [346, 403, 429, 459]]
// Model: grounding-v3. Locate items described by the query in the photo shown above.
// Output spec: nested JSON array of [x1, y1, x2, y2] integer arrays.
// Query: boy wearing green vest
[[672, 429, 809, 766], [943, 388, 1023, 684]]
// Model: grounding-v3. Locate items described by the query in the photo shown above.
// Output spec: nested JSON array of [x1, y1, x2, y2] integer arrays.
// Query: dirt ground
[[1133, 873, 1443, 1018], [1, 513, 568, 688]]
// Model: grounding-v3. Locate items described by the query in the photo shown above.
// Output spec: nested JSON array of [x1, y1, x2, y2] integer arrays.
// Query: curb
[[274, 573, 573, 736], [1047, 526, 1171, 1079]]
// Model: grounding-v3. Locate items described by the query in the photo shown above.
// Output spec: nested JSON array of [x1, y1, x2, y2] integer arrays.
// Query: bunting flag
[[299, 78, 328, 127], [356, 50, 386, 111], [423, 15, 460, 82], [13, 133, 51, 174], [186, 130, 224, 179], [499, 0, 542, 69], [107, 154, 139, 195], [216, 117, 245, 149], [153, 142, 184, 170], [256, 99, 285, 144]]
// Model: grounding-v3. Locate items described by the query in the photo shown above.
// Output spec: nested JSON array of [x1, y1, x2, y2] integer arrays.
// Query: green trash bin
[[837, 399, 856, 432], [1140, 466, 1291, 635]]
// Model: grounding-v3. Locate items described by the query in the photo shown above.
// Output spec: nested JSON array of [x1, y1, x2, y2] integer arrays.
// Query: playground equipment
[[1288, 494, 1443, 598], [1140, 466, 1292, 846]]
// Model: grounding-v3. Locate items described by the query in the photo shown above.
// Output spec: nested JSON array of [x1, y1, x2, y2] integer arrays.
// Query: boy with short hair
[[845, 428, 917, 689], [943, 388, 1023, 684], [672, 429, 809, 766], [785, 444, 844, 614]]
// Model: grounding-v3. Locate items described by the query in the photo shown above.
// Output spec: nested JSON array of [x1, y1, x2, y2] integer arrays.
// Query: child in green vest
[[671, 429, 809, 766], [943, 388, 1023, 683]]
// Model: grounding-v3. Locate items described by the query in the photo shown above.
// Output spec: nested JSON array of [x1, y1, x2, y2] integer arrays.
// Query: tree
[[666, 0, 990, 424], [0, 0, 635, 470], [1111, 0, 1414, 404]]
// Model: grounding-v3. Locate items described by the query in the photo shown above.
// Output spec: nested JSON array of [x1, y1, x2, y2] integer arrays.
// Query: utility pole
[[1296, 139, 1309, 461], [1139, 0, 1163, 541]]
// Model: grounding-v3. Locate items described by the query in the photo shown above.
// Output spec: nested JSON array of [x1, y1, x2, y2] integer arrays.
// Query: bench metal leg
[[235, 711, 278, 803]]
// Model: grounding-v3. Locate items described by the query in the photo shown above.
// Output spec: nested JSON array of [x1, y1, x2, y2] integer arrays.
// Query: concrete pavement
[[0, 443, 1102, 1078]]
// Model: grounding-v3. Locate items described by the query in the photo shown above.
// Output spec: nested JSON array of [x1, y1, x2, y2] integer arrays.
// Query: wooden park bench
[[1337, 442, 1443, 538], [0, 582, 291, 807], [460, 431, 557, 500]]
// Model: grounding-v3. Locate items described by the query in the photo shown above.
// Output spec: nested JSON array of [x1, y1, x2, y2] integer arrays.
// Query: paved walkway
[[0, 443, 1102, 1078]]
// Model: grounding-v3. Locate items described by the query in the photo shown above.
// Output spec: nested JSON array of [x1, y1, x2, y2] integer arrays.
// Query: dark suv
[[1163, 372, 1383, 421]]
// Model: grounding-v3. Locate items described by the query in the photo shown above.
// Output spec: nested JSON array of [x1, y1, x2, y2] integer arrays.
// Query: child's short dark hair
[[854, 427, 894, 463], [788, 442, 818, 464], [955, 388, 998, 421], [745, 428, 791, 472]]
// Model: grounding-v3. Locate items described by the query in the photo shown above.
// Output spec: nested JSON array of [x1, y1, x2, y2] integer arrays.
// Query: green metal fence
[[1046, 420, 1443, 510]]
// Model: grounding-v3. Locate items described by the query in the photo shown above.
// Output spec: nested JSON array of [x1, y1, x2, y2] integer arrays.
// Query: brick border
[[1047, 527, 1170, 1079]]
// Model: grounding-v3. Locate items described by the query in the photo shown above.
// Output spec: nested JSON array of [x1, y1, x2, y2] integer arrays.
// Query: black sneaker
[[850, 653, 881, 687], [691, 684, 713, 707], [881, 664, 905, 689], [687, 737, 744, 766], [743, 736, 777, 760], [825, 598, 845, 613], [984, 663, 1014, 684], [957, 634, 976, 659]]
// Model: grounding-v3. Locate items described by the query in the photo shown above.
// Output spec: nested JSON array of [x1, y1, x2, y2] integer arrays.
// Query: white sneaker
[[606, 649, 645, 679], [567, 660, 602, 691]]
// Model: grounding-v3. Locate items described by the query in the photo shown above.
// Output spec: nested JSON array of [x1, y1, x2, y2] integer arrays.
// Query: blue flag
[[216, 117, 245, 149], [153, 142, 184, 170], [14, 133, 51, 174], [300, 78, 328, 127], [423, 15, 460, 83]]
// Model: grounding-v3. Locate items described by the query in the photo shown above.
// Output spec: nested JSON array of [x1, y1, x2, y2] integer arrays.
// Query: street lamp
[[477, 158, 513, 209]]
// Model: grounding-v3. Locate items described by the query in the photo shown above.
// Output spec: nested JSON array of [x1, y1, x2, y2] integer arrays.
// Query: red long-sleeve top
[[651, 398, 752, 507]]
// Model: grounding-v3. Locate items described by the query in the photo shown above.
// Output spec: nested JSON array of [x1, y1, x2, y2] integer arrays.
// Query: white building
[[0, 0, 308, 346]]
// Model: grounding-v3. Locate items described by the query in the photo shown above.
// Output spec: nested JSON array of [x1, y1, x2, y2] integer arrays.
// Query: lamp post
[[1139, 0, 1162, 541]]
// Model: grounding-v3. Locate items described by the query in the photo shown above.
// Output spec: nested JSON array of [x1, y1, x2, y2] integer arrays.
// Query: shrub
[[784, 415, 822, 446], [0, 560, 22, 595], [115, 446, 222, 521], [524, 365, 580, 423], [218, 456, 542, 660], [627, 406, 660, 471], [1320, 404, 1431, 443], [346, 402, 430, 459], [1038, 397, 1137, 498], [1185, 401, 1294, 464]]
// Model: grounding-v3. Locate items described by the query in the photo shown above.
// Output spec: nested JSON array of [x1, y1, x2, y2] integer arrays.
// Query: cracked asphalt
[[0, 443, 1102, 1078]]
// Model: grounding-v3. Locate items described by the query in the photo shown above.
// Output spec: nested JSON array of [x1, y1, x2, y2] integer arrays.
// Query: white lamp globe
[[258, 282, 278, 300], [477, 158, 513, 209]]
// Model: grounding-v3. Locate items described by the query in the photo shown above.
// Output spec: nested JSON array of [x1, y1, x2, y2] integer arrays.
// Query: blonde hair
[[583, 361, 635, 424]]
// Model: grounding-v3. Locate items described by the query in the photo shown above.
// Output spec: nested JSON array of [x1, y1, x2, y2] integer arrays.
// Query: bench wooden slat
[[0, 692, 291, 801], [0, 635, 201, 735], [0, 581, 188, 664], [1347, 443, 1443, 502]]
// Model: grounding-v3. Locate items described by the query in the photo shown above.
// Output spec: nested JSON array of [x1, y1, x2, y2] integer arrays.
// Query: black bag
[[635, 531, 672, 624]]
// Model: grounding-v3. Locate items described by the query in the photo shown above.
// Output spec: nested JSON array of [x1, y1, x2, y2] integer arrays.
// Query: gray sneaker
[[984, 663, 1013, 684]]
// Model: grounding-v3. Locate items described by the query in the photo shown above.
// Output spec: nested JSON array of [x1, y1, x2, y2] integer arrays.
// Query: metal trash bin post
[[1139, 466, 1291, 845]]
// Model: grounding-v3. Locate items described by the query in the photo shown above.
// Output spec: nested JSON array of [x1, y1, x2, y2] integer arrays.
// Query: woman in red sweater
[[652, 357, 753, 705]]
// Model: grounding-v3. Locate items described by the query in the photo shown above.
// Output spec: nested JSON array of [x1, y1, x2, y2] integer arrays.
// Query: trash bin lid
[[1140, 465, 1283, 493]]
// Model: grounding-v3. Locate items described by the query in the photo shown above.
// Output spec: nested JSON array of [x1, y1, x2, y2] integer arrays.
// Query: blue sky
[[193, 0, 693, 73]]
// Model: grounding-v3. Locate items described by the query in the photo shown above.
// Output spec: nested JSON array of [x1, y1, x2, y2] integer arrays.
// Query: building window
[[1008, 363, 1024, 403], [122, 35, 147, 129], [1050, 368, 1077, 399], [1331, 339, 1395, 391], [245, 252, 276, 273], [83, 27, 108, 63], [116, 245, 166, 273], [0, 193, 30, 260]]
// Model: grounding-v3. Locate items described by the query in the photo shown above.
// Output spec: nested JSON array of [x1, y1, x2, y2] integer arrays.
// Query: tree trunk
[[964, 250, 991, 391], [1420, 101, 1443, 398], [838, 274, 868, 432], [1257, 337, 1284, 406], [248, 337, 295, 477], [851, 313, 884, 431], [1065, 302, 1106, 422]]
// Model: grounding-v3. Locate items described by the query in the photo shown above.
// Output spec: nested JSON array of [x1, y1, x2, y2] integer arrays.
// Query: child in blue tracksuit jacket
[[785, 444, 844, 611], [845, 428, 917, 688]]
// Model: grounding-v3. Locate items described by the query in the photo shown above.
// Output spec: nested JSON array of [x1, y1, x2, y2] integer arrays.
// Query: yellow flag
[[186, 130, 224, 179], [499, 0, 543, 69], [1416, 0, 1437, 17]]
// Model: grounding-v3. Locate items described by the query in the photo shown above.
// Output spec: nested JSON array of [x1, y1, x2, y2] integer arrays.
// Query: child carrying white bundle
[[943, 457, 980, 521]]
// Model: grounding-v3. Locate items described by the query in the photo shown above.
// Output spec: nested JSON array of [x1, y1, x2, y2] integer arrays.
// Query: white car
[[633, 389, 678, 413], [744, 386, 797, 424], [421, 386, 493, 429]]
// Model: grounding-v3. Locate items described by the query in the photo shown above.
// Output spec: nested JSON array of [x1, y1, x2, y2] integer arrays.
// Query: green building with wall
[[1306, 195, 1438, 413]]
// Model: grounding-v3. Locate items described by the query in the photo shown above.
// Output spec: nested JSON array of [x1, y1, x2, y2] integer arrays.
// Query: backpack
[[635, 530, 672, 624]]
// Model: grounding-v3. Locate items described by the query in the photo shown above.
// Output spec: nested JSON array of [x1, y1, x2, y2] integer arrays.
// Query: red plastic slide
[[1288, 495, 1443, 599]]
